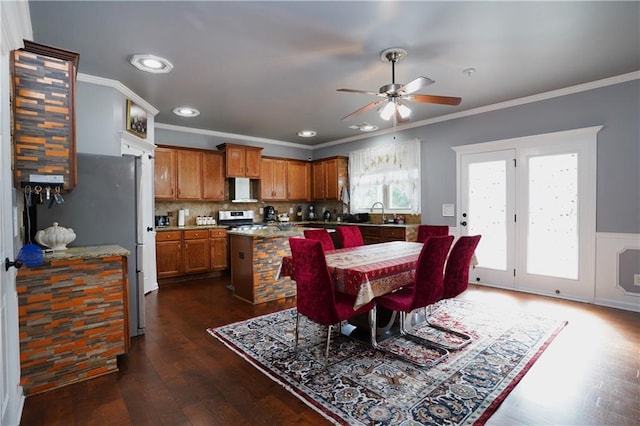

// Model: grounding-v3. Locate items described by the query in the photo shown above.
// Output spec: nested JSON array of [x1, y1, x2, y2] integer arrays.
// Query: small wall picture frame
[[126, 99, 147, 139]]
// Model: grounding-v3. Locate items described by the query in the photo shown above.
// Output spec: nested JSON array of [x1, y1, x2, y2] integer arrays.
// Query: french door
[[455, 127, 599, 302]]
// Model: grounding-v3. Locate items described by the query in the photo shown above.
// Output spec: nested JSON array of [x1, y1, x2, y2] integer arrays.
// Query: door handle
[[460, 221, 467, 226], [147, 226, 153, 232]]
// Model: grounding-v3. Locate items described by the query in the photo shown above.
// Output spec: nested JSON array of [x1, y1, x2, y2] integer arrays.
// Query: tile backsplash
[[155, 200, 421, 226]]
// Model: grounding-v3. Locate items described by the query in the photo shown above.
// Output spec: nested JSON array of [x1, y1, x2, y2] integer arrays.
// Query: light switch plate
[[442, 204, 455, 217], [289, 207, 294, 214]]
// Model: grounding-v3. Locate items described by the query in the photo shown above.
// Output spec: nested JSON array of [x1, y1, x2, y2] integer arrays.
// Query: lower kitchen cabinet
[[184, 230, 210, 273], [210, 229, 228, 270], [156, 231, 182, 278], [358, 226, 407, 245], [156, 228, 228, 280]]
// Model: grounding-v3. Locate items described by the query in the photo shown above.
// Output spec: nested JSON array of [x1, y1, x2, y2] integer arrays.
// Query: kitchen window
[[349, 139, 421, 214]]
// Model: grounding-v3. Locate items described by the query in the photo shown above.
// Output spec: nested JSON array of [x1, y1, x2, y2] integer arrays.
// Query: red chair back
[[409, 235, 454, 310], [289, 238, 339, 325], [336, 226, 364, 248], [303, 229, 335, 251], [417, 225, 449, 243], [442, 235, 482, 299]]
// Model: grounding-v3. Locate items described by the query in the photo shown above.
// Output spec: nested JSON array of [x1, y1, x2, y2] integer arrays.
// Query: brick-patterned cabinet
[[11, 41, 79, 190], [16, 245, 130, 395]]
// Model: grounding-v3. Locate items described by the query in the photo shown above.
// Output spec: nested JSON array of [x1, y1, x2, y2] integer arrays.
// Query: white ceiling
[[28, 1, 639, 146]]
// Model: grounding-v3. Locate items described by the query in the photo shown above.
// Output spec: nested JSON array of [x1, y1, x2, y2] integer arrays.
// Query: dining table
[[278, 241, 424, 309]]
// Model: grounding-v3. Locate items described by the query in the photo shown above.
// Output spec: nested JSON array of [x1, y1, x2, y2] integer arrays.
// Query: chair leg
[[324, 325, 333, 359], [423, 318, 472, 350], [294, 312, 300, 350], [369, 306, 381, 349]]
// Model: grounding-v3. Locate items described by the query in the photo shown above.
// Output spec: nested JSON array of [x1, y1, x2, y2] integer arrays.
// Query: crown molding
[[313, 71, 640, 150], [154, 122, 312, 150], [77, 73, 159, 115], [1, 0, 33, 55]]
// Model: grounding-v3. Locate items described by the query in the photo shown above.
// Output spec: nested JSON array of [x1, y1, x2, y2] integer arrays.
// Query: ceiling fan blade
[[341, 99, 385, 120], [405, 94, 462, 106], [398, 77, 434, 95], [337, 88, 380, 96]]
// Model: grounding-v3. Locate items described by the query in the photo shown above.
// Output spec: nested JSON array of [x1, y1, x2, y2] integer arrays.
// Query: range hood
[[230, 177, 258, 203]]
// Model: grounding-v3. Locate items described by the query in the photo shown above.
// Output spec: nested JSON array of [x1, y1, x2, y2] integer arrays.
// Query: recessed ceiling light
[[172, 107, 200, 117], [297, 130, 317, 137], [130, 54, 173, 73], [349, 123, 379, 132]]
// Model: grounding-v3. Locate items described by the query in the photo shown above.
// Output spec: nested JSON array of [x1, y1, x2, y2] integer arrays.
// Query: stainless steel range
[[218, 210, 266, 230]]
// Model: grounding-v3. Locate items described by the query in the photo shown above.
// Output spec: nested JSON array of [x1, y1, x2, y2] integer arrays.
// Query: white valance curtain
[[349, 139, 421, 214]]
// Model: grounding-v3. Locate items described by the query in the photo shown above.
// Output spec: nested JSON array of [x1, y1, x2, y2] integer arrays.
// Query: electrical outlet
[[183, 209, 189, 216], [634, 274, 640, 287], [289, 207, 294, 214], [259, 207, 264, 214]]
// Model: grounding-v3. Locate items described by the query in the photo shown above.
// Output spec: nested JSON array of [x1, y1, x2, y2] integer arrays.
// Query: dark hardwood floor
[[20, 277, 639, 425]]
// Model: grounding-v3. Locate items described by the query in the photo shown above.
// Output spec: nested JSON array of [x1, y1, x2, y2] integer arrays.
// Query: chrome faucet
[[370, 202, 385, 224]]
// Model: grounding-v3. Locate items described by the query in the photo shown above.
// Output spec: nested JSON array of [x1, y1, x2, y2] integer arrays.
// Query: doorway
[[455, 127, 600, 302]]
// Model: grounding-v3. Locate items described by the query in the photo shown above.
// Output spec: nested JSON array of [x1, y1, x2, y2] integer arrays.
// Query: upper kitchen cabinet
[[286, 160, 311, 201], [312, 157, 348, 201], [176, 149, 201, 200], [154, 146, 225, 201], [201, 151, 225, 201], [217, 143, 263, 178], [11, 41, 79, 191], [260, 157, 287, 201], [154, 147, 177, 199]]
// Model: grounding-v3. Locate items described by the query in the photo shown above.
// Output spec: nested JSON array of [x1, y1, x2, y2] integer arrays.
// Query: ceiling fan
[[337, 48, 462, 123]]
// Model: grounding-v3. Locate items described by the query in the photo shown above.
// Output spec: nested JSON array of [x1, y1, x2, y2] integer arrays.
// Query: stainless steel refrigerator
[[38, 153, 145, 336]]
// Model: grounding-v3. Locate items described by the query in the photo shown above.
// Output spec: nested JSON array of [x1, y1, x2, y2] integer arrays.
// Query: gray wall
[[315, 79, 640, 233], [155, 127, 313, 160]]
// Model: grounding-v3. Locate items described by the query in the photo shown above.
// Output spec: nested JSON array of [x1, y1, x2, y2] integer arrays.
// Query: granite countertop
[[299, 221, 419, 228], [43, 244, 130, 263], [156, 225, 228, 231], [227, 225, 308, 238]]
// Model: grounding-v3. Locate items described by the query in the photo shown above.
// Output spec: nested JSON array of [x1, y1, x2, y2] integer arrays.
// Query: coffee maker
[[307, 205, 317, 221], [264, 205, 276, 222]]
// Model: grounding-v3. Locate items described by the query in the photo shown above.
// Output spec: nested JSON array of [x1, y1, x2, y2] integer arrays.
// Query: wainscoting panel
[[595, 232, 640, 312]]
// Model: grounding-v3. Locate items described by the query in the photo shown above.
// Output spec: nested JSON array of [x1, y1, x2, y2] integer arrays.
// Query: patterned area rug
[[208, 300, 567, 425]]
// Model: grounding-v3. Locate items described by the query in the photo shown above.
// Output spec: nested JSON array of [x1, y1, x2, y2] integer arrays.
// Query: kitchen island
[[229, 226, 309, 304], [16, 245, 130, 394]]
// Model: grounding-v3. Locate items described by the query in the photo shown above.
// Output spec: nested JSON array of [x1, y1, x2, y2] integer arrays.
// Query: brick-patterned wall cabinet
[[11, 40, 79, 190], [16, 245, 130, 395]]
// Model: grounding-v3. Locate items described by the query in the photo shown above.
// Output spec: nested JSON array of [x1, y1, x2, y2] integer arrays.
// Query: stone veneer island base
[[16, 245, 130, 395], [229, 228, 305, 304]]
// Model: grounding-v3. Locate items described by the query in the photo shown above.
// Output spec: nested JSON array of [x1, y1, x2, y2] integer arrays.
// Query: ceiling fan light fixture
[[130, 54, 173, 73], [359, 123, 378, 132], [379, 101, 396, 120], [397, 103, 411, 119], [173, 107, 200, 117]]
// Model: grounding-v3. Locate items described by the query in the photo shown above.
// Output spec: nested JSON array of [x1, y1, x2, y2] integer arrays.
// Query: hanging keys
[[34, 186, 43, 205], [54, 186, 64, 204], [24, 185, 32, 207], [45, 186, 51, 200]]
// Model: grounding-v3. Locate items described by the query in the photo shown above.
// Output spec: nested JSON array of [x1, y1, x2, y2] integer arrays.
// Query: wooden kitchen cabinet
[[176, 150, 202, 200], [202, 151, 225, 200], [218, 143, 263, 178], [183, 230, 210, 273], [154, 147, 177, 200], [312, 156, 348, 201], [359, 226, 407, 245], [210, 229, 228, 270], [156, 231, 182, 278], [261, 157, 287, 200], [287, 160, 311, 201]]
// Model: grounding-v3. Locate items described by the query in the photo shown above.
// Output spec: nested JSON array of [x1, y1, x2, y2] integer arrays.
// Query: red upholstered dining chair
[[417, 225, 449, 243], [370, 235, 454, 365], [303, 229, 335, 251], [336, 225, 364, 248], [423, 235, 482, 350], [288, 238, 375, 359]]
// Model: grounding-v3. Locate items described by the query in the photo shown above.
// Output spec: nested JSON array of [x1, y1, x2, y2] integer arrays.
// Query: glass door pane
[[469, 160, 507, 270], [527, 153, 578, 279]]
